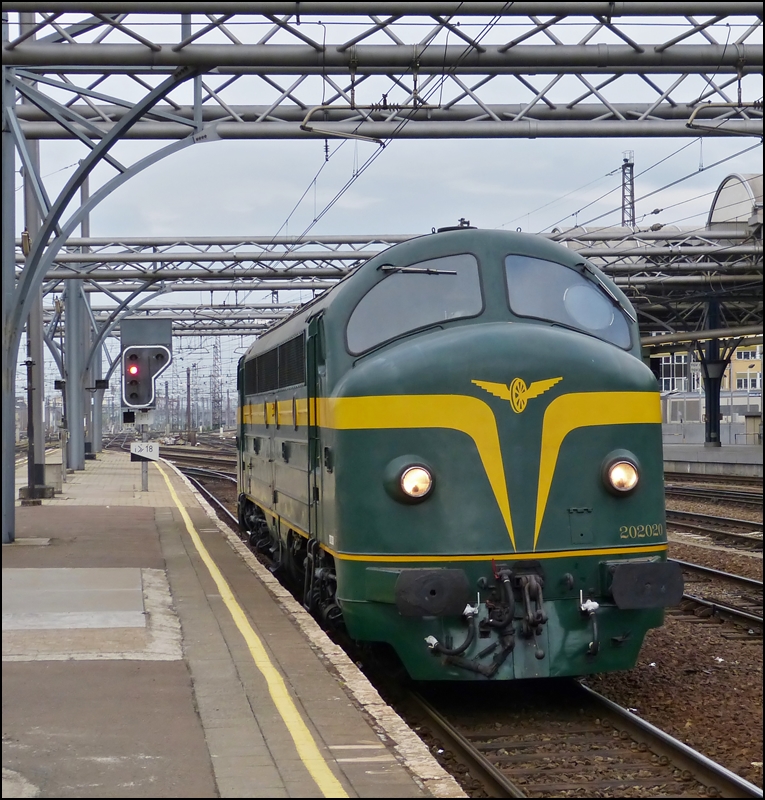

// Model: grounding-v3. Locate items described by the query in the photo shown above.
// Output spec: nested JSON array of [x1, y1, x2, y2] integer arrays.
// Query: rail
[[409, 682, 763, 798], [673, 559, 763, 630], [666, 510, 763, 550], [665, 484, 763, 507], [180, 468, 238, 529]]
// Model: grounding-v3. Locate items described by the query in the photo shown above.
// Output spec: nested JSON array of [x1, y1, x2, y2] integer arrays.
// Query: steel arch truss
[[4, 4, 763, 141], [16, 235, 403, 285]]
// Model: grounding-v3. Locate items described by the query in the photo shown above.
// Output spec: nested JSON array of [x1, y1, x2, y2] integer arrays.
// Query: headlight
[[401, 466, 433, 498], [607, 460, 639, 492], [384, 456, 435, 503]]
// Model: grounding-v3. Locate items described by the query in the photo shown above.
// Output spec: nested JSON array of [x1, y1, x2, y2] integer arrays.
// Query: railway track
[[664, 472, 763, 489], [406, 680, 761, 798], [672, 559, 763, 632], [666, 509, 763, 550], [159, 446, 237, 469], [182, 466, 237, 482], [665, 484, 763, 508], [182, 469, 238, 524], [103, 431, 134, 451]]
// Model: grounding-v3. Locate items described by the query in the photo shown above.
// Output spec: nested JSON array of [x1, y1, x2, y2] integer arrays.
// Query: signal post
[[120, 321, 172, 492]]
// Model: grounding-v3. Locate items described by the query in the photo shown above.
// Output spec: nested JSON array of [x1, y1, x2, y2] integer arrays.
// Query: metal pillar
[[64, 281, 85, 470], [699, 299, 728, 447], [21, 358, 41, 505], [82, 294, 93, 459], [24, 296, 47, 494], [25, 270, 46, 492], [2, 11, 17, 543], [621, 150, 635, 228], [186, 366, 191, 436], [80, 174, 96, 459], [65, 173, 96, 467], [92, 342, 103, 453], [57, 312, 68, 481], [20, 11, 49, 498], [141, 424, 148, 492]]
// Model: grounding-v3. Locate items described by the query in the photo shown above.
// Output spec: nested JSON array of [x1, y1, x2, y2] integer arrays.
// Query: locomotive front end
[[320, 230, 682, 681]]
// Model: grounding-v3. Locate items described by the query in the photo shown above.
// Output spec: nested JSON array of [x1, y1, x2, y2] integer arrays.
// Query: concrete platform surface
[[663, 444, 762, 464], [3, 450, 464, 799], [663, 443, 762, 477]]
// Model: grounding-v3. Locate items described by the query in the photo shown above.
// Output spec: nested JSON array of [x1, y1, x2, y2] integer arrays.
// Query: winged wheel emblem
[[472, 376, 563, 413]]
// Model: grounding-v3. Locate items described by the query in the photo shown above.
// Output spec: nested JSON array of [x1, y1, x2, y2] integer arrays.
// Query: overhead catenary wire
[[287, 5, 511, 245], [216, 9, 758, 307], [551, 141, 763, 237], [220, 6, 487, 304], [540, 138, 703, 232], [245, 3, 503, 271], [541, 17, 761, 231], [655, 189, 765, 229], [15, 160, 79, 192], [497, 168, 620, 230], [630, 184, 749, 226]]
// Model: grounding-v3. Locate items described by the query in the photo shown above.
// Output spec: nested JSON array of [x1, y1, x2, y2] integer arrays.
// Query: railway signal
[[121, 345, 171, 408]]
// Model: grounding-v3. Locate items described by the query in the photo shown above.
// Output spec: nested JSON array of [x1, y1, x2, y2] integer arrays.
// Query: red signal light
[[128, 365, 139, 376]]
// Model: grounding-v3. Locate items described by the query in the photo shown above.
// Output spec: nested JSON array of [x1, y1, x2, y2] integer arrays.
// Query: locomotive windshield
[[346, 253, 482, 354], [504, 255, 631, 348]]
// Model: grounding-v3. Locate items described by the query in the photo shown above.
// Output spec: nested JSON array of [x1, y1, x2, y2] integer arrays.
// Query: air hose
[[425, 604, 478, 656]]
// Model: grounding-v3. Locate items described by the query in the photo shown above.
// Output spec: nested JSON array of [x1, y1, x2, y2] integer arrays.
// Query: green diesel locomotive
[[237, 228, 683, 680]]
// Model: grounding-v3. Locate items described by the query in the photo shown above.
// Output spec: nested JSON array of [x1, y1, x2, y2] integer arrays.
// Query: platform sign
[[135, 410, 154, 425], [130, 442, 159, 462]]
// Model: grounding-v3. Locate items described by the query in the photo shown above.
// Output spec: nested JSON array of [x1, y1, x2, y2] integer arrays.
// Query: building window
[[736, 347, 762, 360], [736, 375, 762, 390], [659, 353, 688, 391]]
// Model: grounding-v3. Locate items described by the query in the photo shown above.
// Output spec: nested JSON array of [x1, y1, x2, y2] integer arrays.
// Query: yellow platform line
[[155, 462, 348, 798]]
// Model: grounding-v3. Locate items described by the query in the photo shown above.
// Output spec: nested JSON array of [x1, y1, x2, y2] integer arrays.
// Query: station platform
[[3, 450, 463, 799], [663, 443, 763, 478]]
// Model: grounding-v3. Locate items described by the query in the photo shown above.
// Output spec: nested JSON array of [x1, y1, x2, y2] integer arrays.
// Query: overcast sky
[[23, 131, 762, 239]]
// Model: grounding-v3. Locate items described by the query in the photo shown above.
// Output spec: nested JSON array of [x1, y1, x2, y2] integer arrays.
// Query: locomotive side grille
[[243, 356, 258, 396], [278, 334, 305, 388], [244, 333, 305, 396], [256, 348, 279, 393]]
